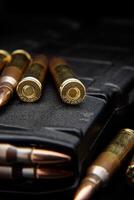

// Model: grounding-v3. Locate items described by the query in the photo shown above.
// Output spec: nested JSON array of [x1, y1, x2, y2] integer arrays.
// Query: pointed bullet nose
[[36, 167, 73, 179], [74, 180, 97, 200], [0, 87, 12, 107], [31, 149, 71, 164]]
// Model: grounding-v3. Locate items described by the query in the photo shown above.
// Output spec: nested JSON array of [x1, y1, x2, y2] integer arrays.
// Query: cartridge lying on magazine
[[0, 50, 31, 107], [0, 144, 71, 165], [17, 55, 48, 102], [0, 166, 73, 179], [49, 57, 86, 104], [74, 128, 134, 200]]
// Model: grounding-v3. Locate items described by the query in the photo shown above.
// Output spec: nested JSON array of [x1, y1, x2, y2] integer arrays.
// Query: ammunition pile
[[0, 49, 134, 199], [0, 49, 86, 106], [0, 143, 72, 180], [0, 49, 82, 181]]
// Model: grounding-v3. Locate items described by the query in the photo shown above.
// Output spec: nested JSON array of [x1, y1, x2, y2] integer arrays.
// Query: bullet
[[126, 154, 134, 184], [0, 166, 73, 179], [17, 55, 48, 102], [74, 129, 134, 200], [0, 50, 31, 107], [49, 57, 86, 104], [0, 144, 71, 165], [0, 50, 11, 72], [23, 167, 73, 179]]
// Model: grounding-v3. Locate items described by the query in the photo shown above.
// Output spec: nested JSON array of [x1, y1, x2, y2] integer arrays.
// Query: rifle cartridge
[[49, 57, 86, 104], [0, 50, 11, 72], [74, 129, 134, 200], [0, 50, 31, 107], [17, 55, 48, 102]]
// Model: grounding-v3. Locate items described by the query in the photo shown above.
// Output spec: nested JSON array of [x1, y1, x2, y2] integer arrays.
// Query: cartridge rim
[[17, 77, 42, 102], [60, 78, 86, 104], [12, 50, 32, 62]]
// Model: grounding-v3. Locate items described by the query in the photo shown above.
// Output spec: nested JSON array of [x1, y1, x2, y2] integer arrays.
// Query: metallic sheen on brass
[[49, 57, 86, 104], [0, 166, 73, 179], [74, 129, 134, 200], [0, 50, 11, 72], [17, 55, 48, 102], [0, 50, 31, 107], [126, 154, 134, 184], [0, 143, 71, 165]]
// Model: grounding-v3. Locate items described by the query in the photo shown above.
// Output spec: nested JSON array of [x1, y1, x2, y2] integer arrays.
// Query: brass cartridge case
[[0, 166, 73, 179], [126, 154, 134, 184], [23, 167, 73, 179], [0, 50, 31, 107], [17, 55, 48, 102], [49, 57, 86, 104], [0, 144, 71, 165], [74, 129, 134, 200], [0, 50, 11, 72]]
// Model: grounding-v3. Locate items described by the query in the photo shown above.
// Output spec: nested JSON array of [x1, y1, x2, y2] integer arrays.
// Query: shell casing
[[0, 50, 31, 107], [126, 154, 134, 184], [0, 143, 71, 165], [0, 144, 32, 164], [49, 57, 86, 104], [0, 166, 73, 180], [0, 49, 31, 91], [74, 129, 134, 200], [88, 128, 134, 181], [17, 55, 48, 102], [0, 50, 11, 72]]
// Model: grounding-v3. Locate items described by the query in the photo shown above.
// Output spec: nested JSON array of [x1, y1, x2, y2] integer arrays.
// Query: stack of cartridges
[[0, 49, 87, 182], [0, 143, 72, 180], [0, 49, 86, 107]]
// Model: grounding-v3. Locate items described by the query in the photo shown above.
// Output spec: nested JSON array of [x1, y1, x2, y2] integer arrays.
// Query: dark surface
[[0, 4, 134, 199]]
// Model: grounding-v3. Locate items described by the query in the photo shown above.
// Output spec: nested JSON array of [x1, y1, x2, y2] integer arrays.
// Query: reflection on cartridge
[[0, 166, 73, 180], [0, 50, 11, 72], [0, 144, 71, 165], [17, 55, 48, 102], [74, 129, 134, 200], [49, 57, 86, 104], [0, 50, 31, 107]]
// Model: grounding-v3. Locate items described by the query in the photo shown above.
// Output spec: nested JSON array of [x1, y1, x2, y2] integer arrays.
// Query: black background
[[0, 1, 134, 199]]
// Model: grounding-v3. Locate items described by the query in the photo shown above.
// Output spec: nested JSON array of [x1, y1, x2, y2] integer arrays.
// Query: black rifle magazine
[[0, 57, 133, 196]]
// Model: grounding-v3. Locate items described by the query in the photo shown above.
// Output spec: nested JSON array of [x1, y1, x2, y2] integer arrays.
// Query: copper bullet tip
[[0, 86, 12, 108], [74, 184, 94, 200], [74, 179, 98, 200], [31, 149, 71, 164], [74, 174, 101, 200], [0, 166, 73, 179], [36, 167, 73, 179]]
